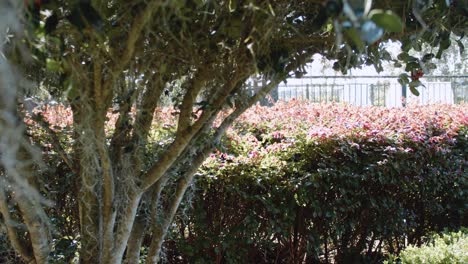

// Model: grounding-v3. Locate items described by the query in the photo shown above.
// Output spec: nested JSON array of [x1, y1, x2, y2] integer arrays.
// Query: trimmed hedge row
[[164, 102, 468, 263]]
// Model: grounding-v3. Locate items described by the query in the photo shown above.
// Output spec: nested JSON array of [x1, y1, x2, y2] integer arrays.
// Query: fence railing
[[249, 75, 468, 107]]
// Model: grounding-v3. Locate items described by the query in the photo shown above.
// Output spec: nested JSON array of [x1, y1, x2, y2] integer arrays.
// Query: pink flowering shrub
[[230, 100, 466, 150], [167, 101, 468, 263]]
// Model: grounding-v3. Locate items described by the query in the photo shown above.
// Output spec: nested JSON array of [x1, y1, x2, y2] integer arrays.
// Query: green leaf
[[412, 41, 422, 51], [407, 56, 418, 62], [409, 80, 423, 96], [409, 86, 420, 96], [46, 58, 61, 72], [397, 52, 409, 61], [398, 73, 409, 86], [401, 37, 412, 52], [405, 61, 420, 72], [456, 39, 465, 55], [397, 53, 418, 63], [65, 80, 80, 100], [436, 38, 451, 59], [380, 50, 392, 60], [422, 53, 435, 62], [370, 10, 404, 33], [344, 28, 365, 52]]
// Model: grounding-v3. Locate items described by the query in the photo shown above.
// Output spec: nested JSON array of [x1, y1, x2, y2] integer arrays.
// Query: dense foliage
[[10, 101, 467, 263], [163, 101, 468, 263], [385, 228, 468, 264], [1, 0, 468, 263]]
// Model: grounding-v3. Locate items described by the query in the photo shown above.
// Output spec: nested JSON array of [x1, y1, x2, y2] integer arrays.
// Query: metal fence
[[249, 76, 468, 107]]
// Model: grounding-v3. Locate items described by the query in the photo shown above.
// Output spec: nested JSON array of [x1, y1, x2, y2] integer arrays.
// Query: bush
[[14, 101, 468, 263], [164, 101, 468, 263], [385, 229, 468, 264]]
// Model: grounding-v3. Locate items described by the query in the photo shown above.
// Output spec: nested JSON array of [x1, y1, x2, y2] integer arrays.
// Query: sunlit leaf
[[344, 28, 365, 51], [46, 58, 61, 72], [370, 10, 404, 32]]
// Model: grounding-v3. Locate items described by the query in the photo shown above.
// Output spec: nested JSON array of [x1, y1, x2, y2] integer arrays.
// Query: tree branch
[[140, 65, 249, 191], [0, 185, 34, 264], [109, 77, 136, 162], [130, 74, 166, 172], [93, 60, 103, 107], [14, 186, 51, 264], [106, 193, 142, 264], [112, 1, 162, 75], [132, 77, 165, 143], [145, 103, 243, 262], [177, 66, 210, 134], [143, 70, 293, 261], [96, 128, 115, 263]]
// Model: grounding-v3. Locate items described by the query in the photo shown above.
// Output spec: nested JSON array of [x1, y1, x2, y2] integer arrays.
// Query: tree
[[0, 0, 466, 263]]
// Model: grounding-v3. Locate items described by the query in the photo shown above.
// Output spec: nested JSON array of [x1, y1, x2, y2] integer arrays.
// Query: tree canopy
[[0, 0, 467, 263]]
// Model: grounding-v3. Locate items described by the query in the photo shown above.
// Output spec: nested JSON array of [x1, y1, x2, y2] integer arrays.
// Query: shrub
[[164, 101, 468, 263], [385, 228, 468, 264], [16, 101, 468, 263]]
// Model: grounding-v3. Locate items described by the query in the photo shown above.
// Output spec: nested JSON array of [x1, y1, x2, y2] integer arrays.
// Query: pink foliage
[[212, 101, 468, 161], [31, 101, 468, 162], [234, 100, 467, 140]]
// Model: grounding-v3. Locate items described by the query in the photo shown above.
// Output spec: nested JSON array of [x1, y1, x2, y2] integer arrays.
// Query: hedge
[[163, 102, 467, 263], [11, 101, 468, 263]]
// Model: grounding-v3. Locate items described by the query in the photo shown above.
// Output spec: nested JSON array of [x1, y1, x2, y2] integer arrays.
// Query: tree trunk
[[124, 214, 147, 264], [15, 196, 51, 264], [0, 186, 35, 264], [146, 223, 166, 264], [72, 100, 104, 264], [106, 194, 142, 264], [78, 169, 101, 264]]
